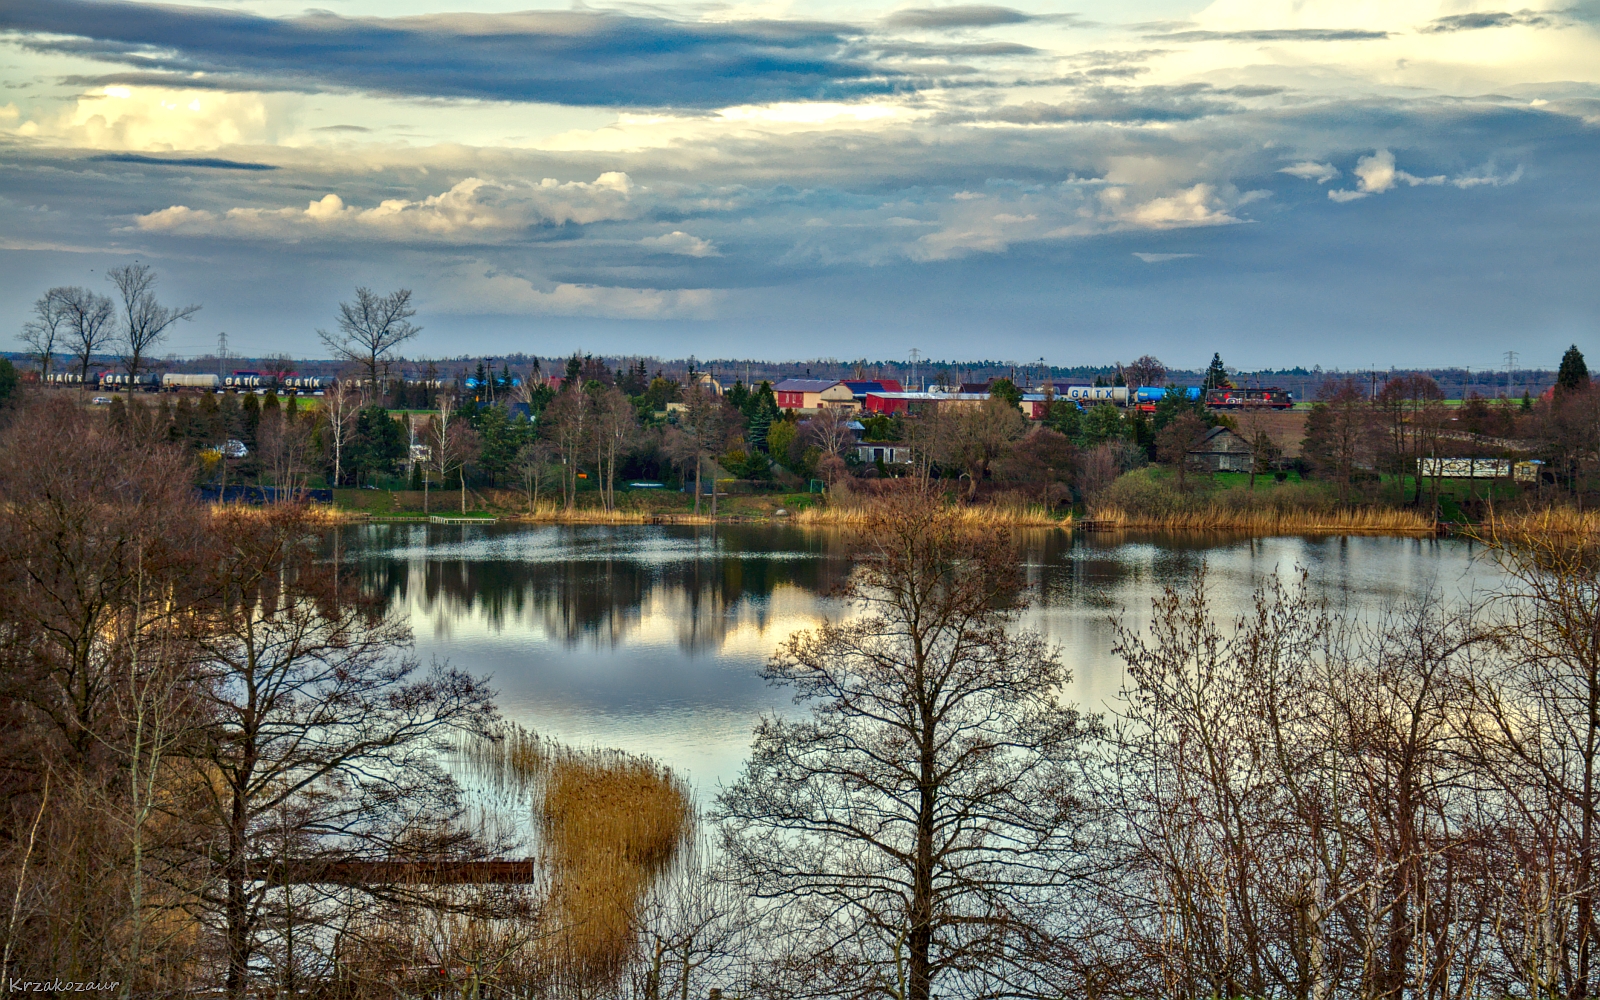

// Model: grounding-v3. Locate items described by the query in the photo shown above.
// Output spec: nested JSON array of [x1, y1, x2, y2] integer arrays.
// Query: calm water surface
[[338, 524, 1502, 794]]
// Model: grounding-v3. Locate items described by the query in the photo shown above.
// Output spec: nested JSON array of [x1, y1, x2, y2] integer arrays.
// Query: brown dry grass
[[508, 499, 710, 525], [793, 498, 1066, 527], [1469, 507, 1600, 544], [466, 727, 693, 977], [1083, 505, 1436, 534]]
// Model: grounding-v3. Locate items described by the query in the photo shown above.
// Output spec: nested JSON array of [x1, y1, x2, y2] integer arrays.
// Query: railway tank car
[[1132, 385, 1204, 412], [1053, 385, 1129, 405], [100, 373, 161, 392], [162, 373, 221, 391], [282, 376, 336, 394], [222, 371, 277, 391]]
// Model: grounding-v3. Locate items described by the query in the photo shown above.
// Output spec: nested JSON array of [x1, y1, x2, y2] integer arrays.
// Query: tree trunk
[[910, 747, 936, 1000], [225, 773, 252, 1000], [694, 458, 701, 516]]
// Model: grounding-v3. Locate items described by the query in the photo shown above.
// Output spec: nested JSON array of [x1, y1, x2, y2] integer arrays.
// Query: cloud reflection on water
[[336, 524, 1497, 790]]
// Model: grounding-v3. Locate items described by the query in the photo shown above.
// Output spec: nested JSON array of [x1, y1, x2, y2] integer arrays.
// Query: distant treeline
[[6, 349, 1563, 404]]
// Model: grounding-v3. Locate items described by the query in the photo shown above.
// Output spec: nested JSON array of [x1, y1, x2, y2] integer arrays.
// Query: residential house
[[774, 378, 857, 411]]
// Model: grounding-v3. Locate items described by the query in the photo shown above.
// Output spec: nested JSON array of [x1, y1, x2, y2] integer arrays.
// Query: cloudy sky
[[1, 0, 1596, 369]]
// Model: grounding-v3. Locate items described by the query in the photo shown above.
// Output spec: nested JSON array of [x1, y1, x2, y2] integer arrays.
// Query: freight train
[[1128, 385, 1294, 412], [46, 371, 381, 395], [1204, 386, 1295, 409]]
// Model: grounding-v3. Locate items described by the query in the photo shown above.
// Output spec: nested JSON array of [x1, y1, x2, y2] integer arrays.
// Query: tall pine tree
[[1204, 352, 1231, 390], [1556, 344, 1590, 392]]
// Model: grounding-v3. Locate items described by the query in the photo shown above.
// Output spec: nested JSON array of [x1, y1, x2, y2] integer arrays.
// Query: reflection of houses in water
[[352, 526, 855, 656]]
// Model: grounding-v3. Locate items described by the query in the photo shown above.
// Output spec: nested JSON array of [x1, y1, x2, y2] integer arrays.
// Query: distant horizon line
[[0, 350, 1564, 379]]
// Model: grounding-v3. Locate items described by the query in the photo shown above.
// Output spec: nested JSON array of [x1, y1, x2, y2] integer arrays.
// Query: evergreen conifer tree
[[1556, 344, 1589, 392], [1204, 352, 1230, 390]]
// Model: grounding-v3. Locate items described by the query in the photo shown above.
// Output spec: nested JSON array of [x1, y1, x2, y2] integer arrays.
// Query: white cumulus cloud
[[1330, 149, 1445, 201], [639, 230, 720, 256], [1280, 161, 1340, 183], [135, 173, 640, 242], [431, 264, 725, 319]]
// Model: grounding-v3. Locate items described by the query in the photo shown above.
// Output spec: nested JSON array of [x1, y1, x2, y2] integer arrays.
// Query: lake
[[337, 523, 1501, 797]]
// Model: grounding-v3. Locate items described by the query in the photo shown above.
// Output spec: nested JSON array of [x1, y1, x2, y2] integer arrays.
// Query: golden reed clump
[[467, 726, 693, 976]]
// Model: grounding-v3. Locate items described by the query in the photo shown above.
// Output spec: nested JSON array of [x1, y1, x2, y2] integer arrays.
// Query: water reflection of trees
[[333, 525, 1323, 656], [339, 525, 858, 654]]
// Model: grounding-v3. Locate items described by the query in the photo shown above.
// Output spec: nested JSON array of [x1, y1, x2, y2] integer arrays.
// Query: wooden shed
[[1187, 426, 1255, 473]]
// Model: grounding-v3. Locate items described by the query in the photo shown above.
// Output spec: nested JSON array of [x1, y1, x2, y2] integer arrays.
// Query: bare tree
[[0, 398, 203, 977], [635, 841, 751, 1000], [718, 495, 1092, 1000], [806, 406, 855, 462], [543, 388, 593, 512], [1126, 354, 1167, 390], [1462, 524, 1600, 1000], [1232, 407, 1282, 491], [55, 286, 117, 383], [261, 354, 298, 383], [1303, 379, 1376, 504], [19, 288, 70, 379], [318, 288, 420, 391], [678, 383, 732, 516], [260, 407, 314, 495], [593, 388, 638, 512], [1376, 375, 1446, 505], [185, 506, 494, 998], [1155, 411, 1210, 491], [515, 440, 558, 511], [933, 398, 1026, 498], [428, 396, 478, 514], [322, 381, 357, 488], [1076, 442, 1121, 508], [107, 264, 200, 378]]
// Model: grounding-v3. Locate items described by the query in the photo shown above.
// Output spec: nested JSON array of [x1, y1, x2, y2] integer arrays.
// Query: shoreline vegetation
[[276, 488, 1600, 538]]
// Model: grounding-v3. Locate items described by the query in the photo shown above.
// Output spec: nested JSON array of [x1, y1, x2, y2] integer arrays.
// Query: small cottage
[[1187, 426, 1255, 473]]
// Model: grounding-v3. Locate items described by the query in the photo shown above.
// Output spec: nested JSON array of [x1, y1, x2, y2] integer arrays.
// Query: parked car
[[90, 396, 112, 405]]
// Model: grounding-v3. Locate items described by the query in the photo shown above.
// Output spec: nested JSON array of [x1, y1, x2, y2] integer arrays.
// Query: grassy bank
[[1086, 467, 1437, 533], [1082, 505, 1436, 534]]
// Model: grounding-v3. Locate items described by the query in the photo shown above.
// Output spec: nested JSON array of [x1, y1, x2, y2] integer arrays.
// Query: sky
[[1, 0, 1597, 370]]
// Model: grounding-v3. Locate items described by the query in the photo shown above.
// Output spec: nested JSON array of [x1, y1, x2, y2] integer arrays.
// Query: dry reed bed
[[793, 502, 1066, 528], [1084, 505, 1437, 534], [466, 727, 693, 975], [1470, 507, 1600, 543]]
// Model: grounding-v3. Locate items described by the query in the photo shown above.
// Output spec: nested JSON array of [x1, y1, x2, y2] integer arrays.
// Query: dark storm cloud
[[1421, 10, 1556, 32], [883, 5, 1036, 29], [0, 0, 902, 108], [1146, 28, 1390, 42], [89, 153, 278, 170]]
